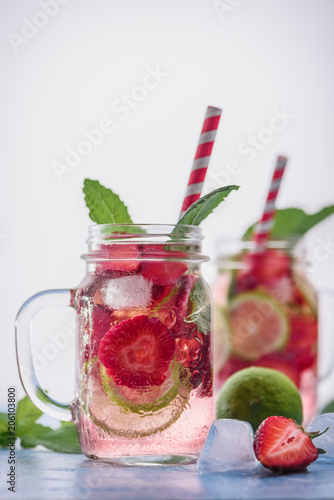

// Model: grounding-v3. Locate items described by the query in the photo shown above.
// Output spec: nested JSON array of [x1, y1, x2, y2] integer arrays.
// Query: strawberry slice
[[253, 416, 326, 472], [254, 355, 300, 387], [98, 315, 175, 388], [151, 284, 174, 303], [215, 356, 250, 386], [95, 244, 141, 275], [288, 315, 318, 352], [246, 249, 291, 283], [140, 245, 188, 285], [285, 315, 318, 371], [236, 249, 291, 292]]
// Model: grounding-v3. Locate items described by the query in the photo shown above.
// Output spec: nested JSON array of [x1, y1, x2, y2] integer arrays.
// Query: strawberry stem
[[308, 427, 330, 440]]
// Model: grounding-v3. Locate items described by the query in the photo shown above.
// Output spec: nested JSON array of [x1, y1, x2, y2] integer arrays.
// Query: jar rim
[[215, 235, 306, 267], [82, 223, 209, 263], [88, 223, 203, 229], [86, 224, 204, 243], [88, 223, 203, 235], [215, 235, 303, 251]]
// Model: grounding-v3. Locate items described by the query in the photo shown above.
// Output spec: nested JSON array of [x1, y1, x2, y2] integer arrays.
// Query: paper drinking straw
[[179, 106, 222, 219], [253, 155, 288, 249]]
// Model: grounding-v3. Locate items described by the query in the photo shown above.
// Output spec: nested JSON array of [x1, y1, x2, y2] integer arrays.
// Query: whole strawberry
[[253, 416, 328, 472]]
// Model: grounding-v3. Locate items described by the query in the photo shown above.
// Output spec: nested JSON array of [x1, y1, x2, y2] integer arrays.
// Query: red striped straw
[[179, 106, 222, 219], [253, 155, 288, 250]]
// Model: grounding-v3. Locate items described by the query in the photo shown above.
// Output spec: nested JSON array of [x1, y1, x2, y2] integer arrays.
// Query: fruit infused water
[[213, 239, 318, 425], [74, 224, 213, 464]]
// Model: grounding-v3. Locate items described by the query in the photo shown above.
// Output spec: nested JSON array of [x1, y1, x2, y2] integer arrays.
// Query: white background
[[1, 0, 334, 410]]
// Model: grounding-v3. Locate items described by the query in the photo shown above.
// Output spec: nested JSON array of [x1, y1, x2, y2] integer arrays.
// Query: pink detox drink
[[213, 240, 318, 425], [73, 224, 213, 465]]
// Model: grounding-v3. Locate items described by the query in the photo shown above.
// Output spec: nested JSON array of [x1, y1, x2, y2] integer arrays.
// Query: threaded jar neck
[[82, 224, 209, 264]]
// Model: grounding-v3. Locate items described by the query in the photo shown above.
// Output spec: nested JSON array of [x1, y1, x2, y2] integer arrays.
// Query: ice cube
[[103, 275, 152, 310], [307, 413, 334, 458], [197, 419, 258, 472]]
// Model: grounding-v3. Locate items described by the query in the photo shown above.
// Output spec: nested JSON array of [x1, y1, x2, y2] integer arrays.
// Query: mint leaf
[[19, 423, 53, 448], [83, 178, 133, 224], [243, 206, 334, 240], [187, 280, 211, 334], [176, 186, 239, 228], [15, 396, 43, 433], [0, 414, 7, 447], [21, 422, 81, 454], [0, 397, 82, 454], [0, 413, 7, 433], [0, 434, 7, 447]]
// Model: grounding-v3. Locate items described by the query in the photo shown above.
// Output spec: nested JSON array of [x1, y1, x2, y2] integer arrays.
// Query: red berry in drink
[[151, 283, 174, 302], [246, 249, 291, 283], [95, 244, 141, 275], [236, 249, 291, 293], [140, 245, 188, 285], [254, 355, 300, 387], [84, 305, 112, 359], [288, 315, 318, 352], [98, 315, 175, 388], [173, 322, 211, 395], [285, 315, 318, 371], [154, 275, 194, 322], [174, 275, 195, 315], [215, 356, 250, 386]]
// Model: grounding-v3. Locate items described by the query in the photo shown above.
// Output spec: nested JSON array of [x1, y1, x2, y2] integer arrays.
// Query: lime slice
[[81, 357, 191, 438], [100, 362, 186, 415], [227, 291, 289, 361], [213, 304, 230, 372], [292, 268, 318, 316]]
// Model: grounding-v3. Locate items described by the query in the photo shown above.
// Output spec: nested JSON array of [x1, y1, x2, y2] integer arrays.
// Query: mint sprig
[[83, 179, 239, 231], [83, 179, 133, 224], [176, 185, 239, 228], [243, 206, 334, 240], [0, 397, 81, 454]]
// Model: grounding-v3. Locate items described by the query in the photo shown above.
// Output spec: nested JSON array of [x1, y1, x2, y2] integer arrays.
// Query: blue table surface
[[1, 449, 334, 500]]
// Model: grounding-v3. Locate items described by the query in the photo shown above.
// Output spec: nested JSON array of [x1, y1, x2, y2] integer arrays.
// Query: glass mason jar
[[213, 238, 319, 425], [16, 224, 213, 465]]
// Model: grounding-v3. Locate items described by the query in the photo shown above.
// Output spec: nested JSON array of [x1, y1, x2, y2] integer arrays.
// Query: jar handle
[[15, 289, 76, 422]]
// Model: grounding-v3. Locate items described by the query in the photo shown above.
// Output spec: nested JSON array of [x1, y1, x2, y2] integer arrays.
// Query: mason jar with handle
[[16, 224, 213, 465]]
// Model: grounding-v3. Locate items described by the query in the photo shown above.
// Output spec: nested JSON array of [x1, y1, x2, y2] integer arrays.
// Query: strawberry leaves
[[308, 426, 330, 454], [308, 427, 330, 440]]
